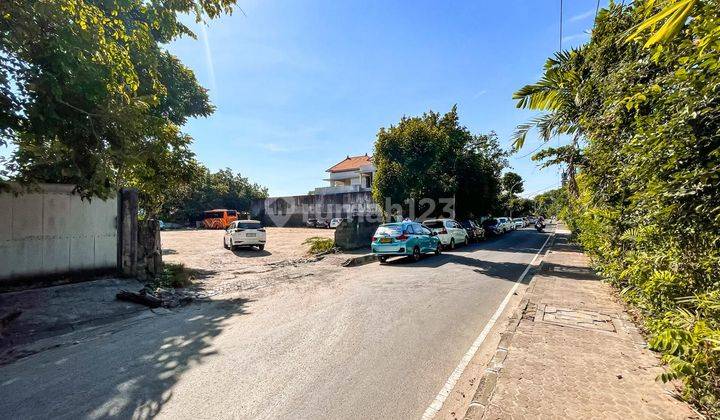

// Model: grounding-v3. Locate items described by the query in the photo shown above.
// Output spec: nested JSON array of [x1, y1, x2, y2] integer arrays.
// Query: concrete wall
[[0, 184, 118, 282], [251, 191, 380, 227], [334, 217, 381, 250]]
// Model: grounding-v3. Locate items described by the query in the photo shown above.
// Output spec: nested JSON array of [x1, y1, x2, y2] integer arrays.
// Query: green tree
[[501, 172, 524, 195], [159, 167, 268, 223], [456, 132, 506, 218], [533, 188, 567, 218], [372, 106, 506, 219], [511, 49, 585, 197], [0, 0, 238, 198]]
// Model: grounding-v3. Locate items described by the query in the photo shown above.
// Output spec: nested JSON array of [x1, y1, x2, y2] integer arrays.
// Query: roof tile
[[327, 154, 372, 172]]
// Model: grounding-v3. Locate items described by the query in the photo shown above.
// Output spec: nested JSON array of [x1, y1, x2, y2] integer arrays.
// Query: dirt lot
[[160, 227, 349, 298], [162, 227, 335, 267]]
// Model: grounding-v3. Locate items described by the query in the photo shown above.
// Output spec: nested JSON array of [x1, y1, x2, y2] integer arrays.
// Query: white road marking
[[420, 232, 553, 420]]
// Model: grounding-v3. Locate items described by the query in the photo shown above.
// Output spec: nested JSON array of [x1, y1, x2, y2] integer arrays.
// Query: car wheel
[[434, 243, 442, 255], [258, 245, 265, 251], [412, 246, 421, 262], [450, 239, 455, 250], [379, 256, 388, 263]]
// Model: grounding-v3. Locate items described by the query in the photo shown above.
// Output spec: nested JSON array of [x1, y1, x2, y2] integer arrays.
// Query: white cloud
[[260, 143, 293, 153], [568, 9, 595, 23], [472, 90, 487, 99], [199, 24, 217, 96], [562, 32, 590, 43]]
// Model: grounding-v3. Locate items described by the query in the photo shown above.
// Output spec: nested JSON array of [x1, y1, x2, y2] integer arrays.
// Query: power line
[[559, 0, 564, 50], [558, 0, 563, 185], [521, 182, 561, 198], [516, 140, 548, 159]]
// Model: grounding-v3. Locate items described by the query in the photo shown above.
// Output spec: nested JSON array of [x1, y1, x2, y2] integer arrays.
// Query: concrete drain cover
[[541, 306, 617, 332]]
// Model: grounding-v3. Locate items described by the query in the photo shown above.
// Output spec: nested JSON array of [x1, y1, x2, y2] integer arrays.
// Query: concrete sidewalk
[[465, 227, 698, 419]]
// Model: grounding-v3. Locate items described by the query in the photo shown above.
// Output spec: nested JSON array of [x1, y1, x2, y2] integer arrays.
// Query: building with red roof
[[314, 153, 375, 195]]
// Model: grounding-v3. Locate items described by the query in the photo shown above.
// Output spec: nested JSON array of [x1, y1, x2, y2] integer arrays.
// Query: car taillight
[[372, 236, 378, 242], [396, 234, 409, 241]]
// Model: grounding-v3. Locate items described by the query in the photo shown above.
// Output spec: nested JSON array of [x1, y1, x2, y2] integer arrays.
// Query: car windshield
[[375, 225, 404, 236], [237, 221, 262, 229], [204, 212, 224, 219], [424, 221, 444, 229]]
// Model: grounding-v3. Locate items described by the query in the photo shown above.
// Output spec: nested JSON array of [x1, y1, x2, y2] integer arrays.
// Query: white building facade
[[313, 154, 375, 195]]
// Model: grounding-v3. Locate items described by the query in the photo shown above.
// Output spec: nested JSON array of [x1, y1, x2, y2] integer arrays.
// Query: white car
[[513, 218, 525, 229], [496, 217, 513, 233], [223, 220, 266, 250], [329, 218, 345, 228], [423, 218, 469, 249]]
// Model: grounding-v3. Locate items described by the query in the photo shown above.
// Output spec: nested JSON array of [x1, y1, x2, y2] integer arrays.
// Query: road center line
[[420, 232, 553, 420]]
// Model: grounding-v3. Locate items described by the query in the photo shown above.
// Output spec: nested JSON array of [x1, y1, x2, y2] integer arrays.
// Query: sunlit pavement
[[0, 229, 551, 419]]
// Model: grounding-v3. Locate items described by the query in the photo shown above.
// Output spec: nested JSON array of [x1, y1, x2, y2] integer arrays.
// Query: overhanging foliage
[[515, 0, 719, 414]]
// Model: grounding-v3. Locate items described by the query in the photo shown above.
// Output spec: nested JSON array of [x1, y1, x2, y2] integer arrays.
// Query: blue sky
[[183, 1, 601, 197]]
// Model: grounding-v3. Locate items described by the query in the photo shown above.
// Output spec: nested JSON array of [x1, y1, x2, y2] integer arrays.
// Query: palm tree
[[626, 0, 700, 48], [511, 50, 584, 197]]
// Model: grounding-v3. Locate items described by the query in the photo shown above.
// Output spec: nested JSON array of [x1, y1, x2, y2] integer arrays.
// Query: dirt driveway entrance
[[160, 227, 346, 298]]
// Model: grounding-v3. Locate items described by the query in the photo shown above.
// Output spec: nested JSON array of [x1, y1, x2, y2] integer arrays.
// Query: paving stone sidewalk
[[466, 227, 699, 419]]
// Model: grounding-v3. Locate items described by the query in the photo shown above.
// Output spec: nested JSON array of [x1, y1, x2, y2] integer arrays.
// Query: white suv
[[496, 217, 513, 233], [224, 220, 267, 250], [423, 218, 469, 250]]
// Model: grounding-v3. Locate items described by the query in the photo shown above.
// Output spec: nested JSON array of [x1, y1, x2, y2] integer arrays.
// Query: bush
[[157, 263, 194, 289], [303, 237, 334, 255], [520, 1, 720, 415]]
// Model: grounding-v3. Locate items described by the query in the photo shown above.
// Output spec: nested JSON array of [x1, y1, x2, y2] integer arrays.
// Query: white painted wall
[[0, 184, 117, 281]]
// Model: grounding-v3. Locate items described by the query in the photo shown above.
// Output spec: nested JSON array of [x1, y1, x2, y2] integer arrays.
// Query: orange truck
[[203, 209, 239, 229]]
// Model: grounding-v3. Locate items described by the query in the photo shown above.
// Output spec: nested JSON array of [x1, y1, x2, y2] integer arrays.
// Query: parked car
[[371, 221, 441, 263], [513, 218, 526, 229], [481, 218, 502, 236], [315, 218, 330, 228], [423, 218, 469, 249], [329, 218, 345, 228], [496, 217, 513, 233], [223, 220, 266, 250], [306, 218, 318, 228], [460, 220, 485, 242]]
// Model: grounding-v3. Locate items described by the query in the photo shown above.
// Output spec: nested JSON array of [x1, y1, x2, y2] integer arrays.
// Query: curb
[[463, 231, 556, 420], [463, 298, 529, 420], [341, 253, 378, 267]]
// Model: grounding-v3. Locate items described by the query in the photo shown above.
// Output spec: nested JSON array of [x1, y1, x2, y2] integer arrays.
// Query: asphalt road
[[0, 228, 551, 419]]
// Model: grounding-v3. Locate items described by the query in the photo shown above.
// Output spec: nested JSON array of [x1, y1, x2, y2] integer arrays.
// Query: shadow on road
[[231, 247, 272, 257], [381, 253, 535, 283], [0, 297, 253, 419], [449, 230, 551, 255], [377, 229, 552, 283]]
